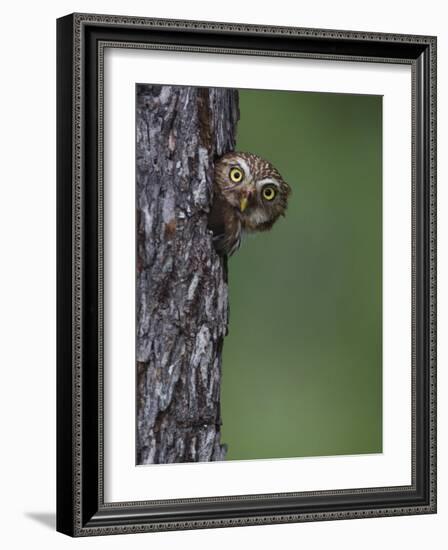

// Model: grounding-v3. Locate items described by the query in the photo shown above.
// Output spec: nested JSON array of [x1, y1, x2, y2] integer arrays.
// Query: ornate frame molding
[[57, 12, 437, 536]]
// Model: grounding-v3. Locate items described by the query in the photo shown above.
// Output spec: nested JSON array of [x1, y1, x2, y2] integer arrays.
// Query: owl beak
[[240, 196, 249, 212], [239, 185, 255, 212]]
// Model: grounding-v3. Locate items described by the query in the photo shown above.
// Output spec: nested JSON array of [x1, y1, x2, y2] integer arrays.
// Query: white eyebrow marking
[[234, 157, 250, 179], [221, 157, 252, 190], [256, 178, 280, 190]]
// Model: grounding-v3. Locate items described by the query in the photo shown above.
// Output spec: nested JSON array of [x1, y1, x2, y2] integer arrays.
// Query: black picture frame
[[57, 13, 437, 537]]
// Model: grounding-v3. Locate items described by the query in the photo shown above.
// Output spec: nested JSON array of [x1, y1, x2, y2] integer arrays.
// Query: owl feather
[[208, 151, 291, 256]]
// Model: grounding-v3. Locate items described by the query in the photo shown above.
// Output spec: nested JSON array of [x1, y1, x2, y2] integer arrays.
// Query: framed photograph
[[56, 13, 437, 536]]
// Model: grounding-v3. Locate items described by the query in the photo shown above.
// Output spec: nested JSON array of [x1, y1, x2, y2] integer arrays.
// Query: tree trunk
[[136, 84, 239, 464]]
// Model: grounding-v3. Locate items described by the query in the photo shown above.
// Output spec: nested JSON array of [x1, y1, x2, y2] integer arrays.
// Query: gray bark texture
[[136, 84, 239, 464]]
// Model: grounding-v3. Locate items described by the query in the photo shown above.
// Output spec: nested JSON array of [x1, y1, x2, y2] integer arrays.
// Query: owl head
[[213, 151, 291, 233]]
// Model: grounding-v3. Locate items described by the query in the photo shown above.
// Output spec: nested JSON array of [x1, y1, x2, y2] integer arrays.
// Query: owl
[[208, 151, 291, 256]]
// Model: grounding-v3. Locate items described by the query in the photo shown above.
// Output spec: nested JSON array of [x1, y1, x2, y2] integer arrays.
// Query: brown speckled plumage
[[208, 151, 291, 256]]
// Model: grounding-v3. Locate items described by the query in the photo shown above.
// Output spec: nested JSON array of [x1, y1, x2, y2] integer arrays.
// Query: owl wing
[[208, 191, 241, 257]]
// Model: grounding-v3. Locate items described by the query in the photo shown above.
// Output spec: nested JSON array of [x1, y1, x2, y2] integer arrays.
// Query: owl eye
[[229, 166, 244, 183], [262, 186, 277, 201]]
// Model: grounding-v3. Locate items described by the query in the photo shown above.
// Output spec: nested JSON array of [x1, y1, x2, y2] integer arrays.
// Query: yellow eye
[[262, 186, 276, 201], [229, 167, 244, 183]]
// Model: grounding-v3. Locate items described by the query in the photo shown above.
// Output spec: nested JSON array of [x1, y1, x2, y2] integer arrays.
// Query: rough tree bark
[[136, 84, 239, 464]]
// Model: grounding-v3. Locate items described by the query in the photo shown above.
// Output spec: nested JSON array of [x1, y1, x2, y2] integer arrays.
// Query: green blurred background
[[221, 89, 382, 461]]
